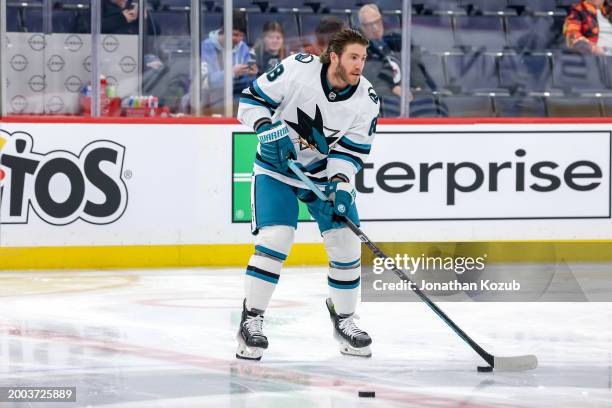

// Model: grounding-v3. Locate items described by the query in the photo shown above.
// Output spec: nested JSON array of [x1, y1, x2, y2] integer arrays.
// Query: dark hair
[[319, 28, 369, 64], [315, 16, 345, 36], [220, 11, 247, 34]]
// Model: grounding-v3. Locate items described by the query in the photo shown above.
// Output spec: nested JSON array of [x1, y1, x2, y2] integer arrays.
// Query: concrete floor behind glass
[[0, 267, 610, 407]]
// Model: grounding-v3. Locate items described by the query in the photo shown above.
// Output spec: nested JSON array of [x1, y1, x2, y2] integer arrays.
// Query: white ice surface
[[0, 267, 610, 407]]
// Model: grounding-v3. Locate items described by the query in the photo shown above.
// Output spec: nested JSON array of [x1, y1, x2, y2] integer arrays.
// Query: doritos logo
[[0, 130, 128, 226]]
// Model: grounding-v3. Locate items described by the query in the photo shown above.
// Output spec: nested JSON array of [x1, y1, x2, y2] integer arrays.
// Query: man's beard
[[335, 62, 358, 86]]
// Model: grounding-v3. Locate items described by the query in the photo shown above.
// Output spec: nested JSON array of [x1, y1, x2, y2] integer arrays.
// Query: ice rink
[[0, 267, 610, 407]]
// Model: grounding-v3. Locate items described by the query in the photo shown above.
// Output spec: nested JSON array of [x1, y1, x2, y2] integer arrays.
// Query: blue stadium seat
[[412, 52, 447, 92], [499, 54, 554, 95], [54, 0, 90, 9], [380, 95, 401, 117], [327, 0, 358, 12], [494, 96, 547, 116], [6, 6, 23, 32], [454, 16, 506, 52], [552, 51, 609, 95], [74, 9, 90, 33], [506, 15, 562, 52], [51, 10, 77, 32], [409, 95, 445, 117], [421, 0, 467, 15], [546, 96, 603, 116], [234, 0, 257, 8], [411, 15, 454, 53], [459, 0, 516, 16], [248, 12, 299, 47], [438, 95, 494, 116], [269, 0, 310, 12], [445, 53, 503, 94], [508, 0, 562, 15], [159, 0, 190, 10], [154, 10, 190, 36], [605, 56, 612, 91], [22, 5, 43, 32]]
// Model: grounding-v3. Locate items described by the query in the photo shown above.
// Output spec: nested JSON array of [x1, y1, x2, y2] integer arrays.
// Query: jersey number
[[368, 116, 378, 136], [266, 64, 284, 82]]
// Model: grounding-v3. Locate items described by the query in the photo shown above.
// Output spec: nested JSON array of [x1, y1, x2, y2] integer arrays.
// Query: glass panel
[[354, 2, 403, 117], [407, 0, 609, 118], [3, 0, 93, 116], [198, 4, 227, 115], [140, 0, 193, 115]]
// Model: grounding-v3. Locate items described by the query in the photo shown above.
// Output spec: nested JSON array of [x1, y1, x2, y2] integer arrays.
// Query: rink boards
[[0, 118, 611, 269]]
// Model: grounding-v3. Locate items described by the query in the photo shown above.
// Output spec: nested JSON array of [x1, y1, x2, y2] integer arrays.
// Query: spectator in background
[[102, 0, 158, 35], [358, 4, 407, 117], [303, 17, 346, 56], [253, 21, 286, 72], [198, 12, 257, 113], [358, 4, 403, 98], [564, 0, 612, 54], [102, 0, 162, 71]]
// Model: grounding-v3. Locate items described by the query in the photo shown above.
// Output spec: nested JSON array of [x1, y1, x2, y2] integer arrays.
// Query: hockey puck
[[477, 365, 493, 372], [358, 391, 376, 398]]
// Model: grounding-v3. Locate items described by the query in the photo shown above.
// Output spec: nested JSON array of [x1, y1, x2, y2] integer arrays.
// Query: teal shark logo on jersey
[[285, 105, 340, 154]]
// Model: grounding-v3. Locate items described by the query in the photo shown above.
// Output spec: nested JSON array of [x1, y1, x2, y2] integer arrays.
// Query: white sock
[[245, 253, 283, 313]]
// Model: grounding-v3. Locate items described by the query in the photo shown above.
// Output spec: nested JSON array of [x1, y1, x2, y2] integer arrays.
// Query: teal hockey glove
[[257, 121, 296, 172], [325, 180, 356, 217]]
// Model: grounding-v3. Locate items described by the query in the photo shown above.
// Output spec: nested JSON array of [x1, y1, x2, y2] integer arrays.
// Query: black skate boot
[[236, 299, 268, 361], [326, 298, 372, 357]]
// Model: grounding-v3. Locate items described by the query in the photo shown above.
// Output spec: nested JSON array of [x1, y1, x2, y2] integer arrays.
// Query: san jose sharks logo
[[285, 105, 340, 155]]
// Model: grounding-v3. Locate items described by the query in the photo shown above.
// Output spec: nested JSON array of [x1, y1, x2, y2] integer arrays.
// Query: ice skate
[[236, 299, 268, 361], [325, 298, 372, 357]]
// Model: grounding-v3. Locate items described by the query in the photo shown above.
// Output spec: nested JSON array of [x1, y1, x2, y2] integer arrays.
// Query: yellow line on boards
[[1, 241, 612, 270], [0, 244, 329, 270]]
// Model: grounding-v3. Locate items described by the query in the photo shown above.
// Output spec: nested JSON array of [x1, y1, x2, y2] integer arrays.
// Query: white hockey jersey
[[238, 53, 380, 189]]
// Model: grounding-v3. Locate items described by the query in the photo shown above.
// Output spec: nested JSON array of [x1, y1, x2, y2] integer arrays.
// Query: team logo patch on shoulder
[[368, 87, 379, 104], [295, 53, 314, 63]]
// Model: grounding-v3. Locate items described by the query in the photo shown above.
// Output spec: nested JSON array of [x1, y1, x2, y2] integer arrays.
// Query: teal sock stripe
[[328, 276, 360, 289], [255, 245, 287, 261], [246, 265, 279, 284], [330, 258, 360, 269]]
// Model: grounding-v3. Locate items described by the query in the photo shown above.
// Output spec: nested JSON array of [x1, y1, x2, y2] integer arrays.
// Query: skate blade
[[338, 341, 372, 358], [236, 335, 264, 361]]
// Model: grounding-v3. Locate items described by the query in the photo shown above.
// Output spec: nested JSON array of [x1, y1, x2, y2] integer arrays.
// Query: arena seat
[[454, 15, 506, 52], [499, 53, 555, 95], [411, 15, 454, 53], [445, 52, 504, 94], [494, 96, 547, 116]]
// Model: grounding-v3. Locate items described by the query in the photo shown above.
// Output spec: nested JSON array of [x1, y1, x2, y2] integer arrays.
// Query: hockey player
[[236, 29, 380, 360]]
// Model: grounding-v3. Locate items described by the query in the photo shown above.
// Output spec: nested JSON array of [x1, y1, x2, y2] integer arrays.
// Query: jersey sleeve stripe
[[338, 137, 371, 154], [240, 92, 278, 110], [239, 97, 274, 116], [251, 80, 280, 109], [328, 152, 364, 172]]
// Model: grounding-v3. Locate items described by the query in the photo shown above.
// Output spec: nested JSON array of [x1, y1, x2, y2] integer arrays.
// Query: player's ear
[[330, 51, 338, 64]]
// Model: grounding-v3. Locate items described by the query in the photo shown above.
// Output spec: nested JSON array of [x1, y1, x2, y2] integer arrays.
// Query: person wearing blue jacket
[[199, 13, 258, 114]]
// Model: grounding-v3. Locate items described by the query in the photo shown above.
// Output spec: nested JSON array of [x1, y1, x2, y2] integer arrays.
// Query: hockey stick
[[288, 160, 538, 372]]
